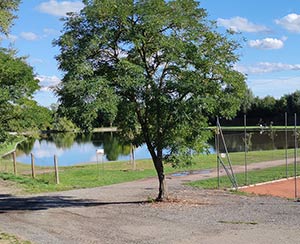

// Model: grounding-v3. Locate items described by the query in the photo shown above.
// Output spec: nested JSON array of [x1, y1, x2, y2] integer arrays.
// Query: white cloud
[[37, 0, 84, 17], [248, 76, 300, 98], [217, 16, 270, 33], [43, 28, 59, 36], [36, 75, 61, 91], [275, 13, 300, 33], [235, 62, 300, 74], [20, 32, 39, 41], [248, 38, 285, 50], [33, 142, 64, 158]]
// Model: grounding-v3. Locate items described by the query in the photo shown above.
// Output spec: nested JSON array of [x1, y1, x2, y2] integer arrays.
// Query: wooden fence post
[[31, 153, 35, 179], [54, 155, 59, 184], [12, 151, 17, 175]]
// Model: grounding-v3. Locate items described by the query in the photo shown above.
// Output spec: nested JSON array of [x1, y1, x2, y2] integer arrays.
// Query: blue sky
[[2, 0, 300, 107]]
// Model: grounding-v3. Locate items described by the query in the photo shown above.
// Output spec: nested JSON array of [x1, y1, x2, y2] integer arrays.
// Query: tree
[[240, 88, 255, 114], [55, 0, 246, 200], [0, 50, 40, 132], [285, 90, 300, 115], [0, 0, 20, 35], [7, 99, 53, 132]]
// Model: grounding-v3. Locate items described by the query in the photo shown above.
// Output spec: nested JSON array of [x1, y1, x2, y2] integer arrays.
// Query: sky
[[2, 0, 300, 107]]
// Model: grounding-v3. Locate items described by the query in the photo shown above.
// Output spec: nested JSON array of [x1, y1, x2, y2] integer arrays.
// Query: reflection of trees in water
[[75, 133, 92, 144], [49, 132, 132, 161], [46, 133, 77, 149], [88, 132, 132, 160], [210, 130, 300, 153], [102, 133, 131, 161], [90, 132, 105, 147], [223, 131, 278, 152], [16, 132, 137, 161], [17, 137, 35, 155], [243, 133, 252, 152]]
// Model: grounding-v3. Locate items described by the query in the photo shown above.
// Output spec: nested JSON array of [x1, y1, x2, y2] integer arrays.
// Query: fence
[[0, 152, 60, 184], [216, 113, 299, 200]]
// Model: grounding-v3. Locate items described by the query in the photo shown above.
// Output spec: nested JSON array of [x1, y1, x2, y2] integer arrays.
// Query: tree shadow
[[0, 195, 147, 213], [0, 194, 13, 198]]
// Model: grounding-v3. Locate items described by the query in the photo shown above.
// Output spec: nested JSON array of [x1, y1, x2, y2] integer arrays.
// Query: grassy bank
[[0, 159, 179, 193], [0, 147, 296, 194], [213, 125, 299, 131], [189, 163, 298, 189], [0, 136, 24, 157]]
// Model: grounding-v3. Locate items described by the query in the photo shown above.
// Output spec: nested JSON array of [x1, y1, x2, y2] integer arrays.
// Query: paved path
[[0, 159, 300, 244]]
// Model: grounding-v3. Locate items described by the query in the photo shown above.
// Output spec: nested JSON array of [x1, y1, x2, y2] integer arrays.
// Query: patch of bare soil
[[0, 179, 23, 196], [150, 196, 212, 209]]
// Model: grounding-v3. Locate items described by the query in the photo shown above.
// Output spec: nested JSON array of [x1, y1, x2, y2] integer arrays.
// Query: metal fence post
[[294, 113, 298, 201], [244, 114, 248, 185]]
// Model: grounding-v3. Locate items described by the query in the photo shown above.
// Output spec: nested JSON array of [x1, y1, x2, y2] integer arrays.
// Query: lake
[[15, 129, 299, 166], [16, 132, 151, 166]]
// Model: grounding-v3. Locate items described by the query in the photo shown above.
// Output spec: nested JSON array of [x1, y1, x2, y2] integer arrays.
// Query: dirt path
[[0, 159, 300, 244]]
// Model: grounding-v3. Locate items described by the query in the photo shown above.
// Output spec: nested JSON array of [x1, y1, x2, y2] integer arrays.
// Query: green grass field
[[0, 147, 297, 194], [189, 163, 298, 189]]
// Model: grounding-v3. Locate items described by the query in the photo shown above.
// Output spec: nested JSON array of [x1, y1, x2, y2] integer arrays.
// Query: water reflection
[[16, 132, 150, 166], [210, 129, 300, 153], [16, 130, 300, 166]]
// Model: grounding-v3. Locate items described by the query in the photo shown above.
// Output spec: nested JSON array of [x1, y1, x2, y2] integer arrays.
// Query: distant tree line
[[219, 90, 300, 126]]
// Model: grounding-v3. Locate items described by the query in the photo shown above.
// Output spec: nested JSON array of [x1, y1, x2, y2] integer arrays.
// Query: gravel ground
[[0, 163, 300, 244]]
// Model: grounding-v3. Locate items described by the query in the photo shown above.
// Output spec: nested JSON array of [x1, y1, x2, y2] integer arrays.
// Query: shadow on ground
[[0, 194, 147, 213]]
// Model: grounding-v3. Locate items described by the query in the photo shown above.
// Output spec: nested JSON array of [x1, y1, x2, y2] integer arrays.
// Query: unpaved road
[[0, 160, 300, 244]]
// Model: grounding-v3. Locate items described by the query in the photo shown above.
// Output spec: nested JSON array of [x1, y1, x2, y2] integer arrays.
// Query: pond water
[[16, 132, 151, 166], [15, 129, 299, 166]]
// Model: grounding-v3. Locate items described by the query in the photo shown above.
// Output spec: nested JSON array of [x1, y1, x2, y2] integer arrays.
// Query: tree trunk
[[154, 157, 168, 201]]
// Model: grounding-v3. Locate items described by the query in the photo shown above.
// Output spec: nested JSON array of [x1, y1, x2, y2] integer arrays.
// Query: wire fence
[[216, 113, 299, 200]]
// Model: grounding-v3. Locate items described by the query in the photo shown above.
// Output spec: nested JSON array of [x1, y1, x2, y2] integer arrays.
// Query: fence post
[[294, 113, 298, 201], [285, 112, 288, 178], [54, 155, 59, 184], [244, 114, 248, 185], [31, 153, 35, 179], [12, 151, 17, 175], [216, 117, 220, 189]]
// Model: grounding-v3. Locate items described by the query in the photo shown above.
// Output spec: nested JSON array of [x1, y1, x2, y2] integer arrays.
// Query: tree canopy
[[0, 50, 40, 134], [55, 0, 247, 200], [0, 1, 54, 141], [0, 0, 20, 35]]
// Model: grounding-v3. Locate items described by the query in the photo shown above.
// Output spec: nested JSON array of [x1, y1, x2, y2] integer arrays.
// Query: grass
[[0, 137, 24, 157], [218, 220, 258, 225], [0, 230, 31, 244], [213, 125, 299, 131], [189, 163, 298, 189], [0, 147, 297, 194], [0, 159, 164, 193], [2, 156, 208, 193]]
